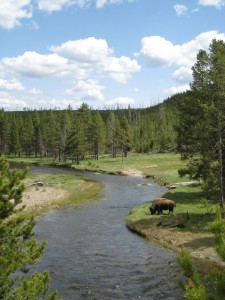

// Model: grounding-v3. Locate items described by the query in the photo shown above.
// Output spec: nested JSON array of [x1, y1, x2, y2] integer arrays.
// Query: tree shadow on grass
[[182, 236, 215, 250], [163, 190, 204, 205]]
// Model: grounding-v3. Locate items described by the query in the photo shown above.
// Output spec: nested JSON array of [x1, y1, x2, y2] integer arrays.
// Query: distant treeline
[[0, 93, 185, 163]]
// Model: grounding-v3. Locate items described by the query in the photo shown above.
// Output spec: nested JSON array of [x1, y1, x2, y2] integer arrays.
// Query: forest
[[0, 93, 182, 162]]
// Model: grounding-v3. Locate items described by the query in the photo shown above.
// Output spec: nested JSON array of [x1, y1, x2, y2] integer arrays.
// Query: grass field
[[7, 153, 186, 183], [7, 153, 221, 266]]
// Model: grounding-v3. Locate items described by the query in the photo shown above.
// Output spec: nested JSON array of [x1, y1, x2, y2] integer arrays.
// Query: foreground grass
[[126, 183, 220, 269]]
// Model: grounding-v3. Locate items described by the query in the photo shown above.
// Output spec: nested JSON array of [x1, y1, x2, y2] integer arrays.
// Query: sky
[[0, 0, 225, 110]]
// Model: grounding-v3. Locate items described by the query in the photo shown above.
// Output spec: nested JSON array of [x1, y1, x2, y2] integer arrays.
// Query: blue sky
[[0, 0, 225, 110]]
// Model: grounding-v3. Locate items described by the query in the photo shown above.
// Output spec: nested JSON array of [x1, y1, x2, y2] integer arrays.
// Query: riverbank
[[8, 154, 223, 268], [126, 185, 225, 273], [19, 171, 102, 218]]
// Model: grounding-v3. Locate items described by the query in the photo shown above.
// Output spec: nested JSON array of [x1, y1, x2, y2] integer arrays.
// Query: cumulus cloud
[[138, 31, 225, 96], [65, 79, 104, 100], [50, 37, 113, 63], [198, 0, 225, 8], [138, 31, 225, 69], [106, 96, 135, 106], [0, 0, 32, 29], [37, 0, 88, 12], [103, 56, 141, 83], [0, 79, 24, 91], [174, 4, 188, 16], [137, 36, 177, 67], [0, 92, 27, 109], [172, 67, 192, 83], [2, 51, 87, 78], [138, 31, 225, 83], [0, 0, 136, 28], [2, 38, 140, 85], [163, 84, 190, 96]]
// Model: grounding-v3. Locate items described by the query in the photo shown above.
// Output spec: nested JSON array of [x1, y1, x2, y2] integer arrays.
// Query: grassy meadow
[[7, 153, 186, 183], [7, 153, 219, 265]]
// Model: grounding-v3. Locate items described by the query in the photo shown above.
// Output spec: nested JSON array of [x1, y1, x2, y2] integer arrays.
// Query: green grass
[[22, 171, 102, 218], [74, 153, 186, 183], [7, 153, 186, 184], [126, 185, 216, 234], [9, 153, 216, 233]]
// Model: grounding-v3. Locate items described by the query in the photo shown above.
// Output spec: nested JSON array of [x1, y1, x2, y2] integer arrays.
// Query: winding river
[[29, 165, 184, 299]]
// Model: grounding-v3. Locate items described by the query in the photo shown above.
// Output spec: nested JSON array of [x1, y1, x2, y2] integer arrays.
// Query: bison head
[[149, 206, 156, 215]]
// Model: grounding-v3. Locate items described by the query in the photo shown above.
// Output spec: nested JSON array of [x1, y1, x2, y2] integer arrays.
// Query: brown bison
[[149, 198, 176, 215]]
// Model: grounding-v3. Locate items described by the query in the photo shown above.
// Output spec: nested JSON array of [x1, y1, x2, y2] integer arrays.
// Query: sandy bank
[[19, 186, 69, 210]]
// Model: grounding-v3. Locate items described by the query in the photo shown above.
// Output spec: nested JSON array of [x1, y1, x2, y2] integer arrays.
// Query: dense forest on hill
[[0, 93, 185, 162]]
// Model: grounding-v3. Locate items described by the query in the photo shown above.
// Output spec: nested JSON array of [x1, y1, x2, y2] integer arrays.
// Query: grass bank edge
[[21, 171, 103, 219]]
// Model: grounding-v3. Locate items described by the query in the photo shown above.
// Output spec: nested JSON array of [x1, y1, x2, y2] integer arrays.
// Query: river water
[[29, 166, 184, 300]]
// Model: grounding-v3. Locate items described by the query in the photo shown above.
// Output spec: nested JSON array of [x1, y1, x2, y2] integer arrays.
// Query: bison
[[149, 198, 176, 215]]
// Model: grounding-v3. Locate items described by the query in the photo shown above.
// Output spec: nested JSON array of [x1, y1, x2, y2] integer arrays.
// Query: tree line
[[0, 98, 181, 162]]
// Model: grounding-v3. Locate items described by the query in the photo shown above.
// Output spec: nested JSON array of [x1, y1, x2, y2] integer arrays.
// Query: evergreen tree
[[21, 115, 35, 157], [8, 116, 20, 156], [90, 111, 106, 160], [77, 103, 92, 156], [65, 115, 87, 164], [120, 115, 133, 157], [106, 112, 121, 157], [0, 158, 58, 299], [59, 109, 73, 162], [177, 39, 225, 207]]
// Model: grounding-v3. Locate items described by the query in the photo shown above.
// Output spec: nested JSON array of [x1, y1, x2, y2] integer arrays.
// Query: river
[[29, 165, 184, 300]]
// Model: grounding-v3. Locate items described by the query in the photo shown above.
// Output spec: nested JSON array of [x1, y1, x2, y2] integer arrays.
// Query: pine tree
[[90, 111, 106, 160], [120, 115, 133, 157], [177, 39, 225, 207], [8, 116, 20, 156], [65, 115, 87, 164], [0, 158, 58, 299]]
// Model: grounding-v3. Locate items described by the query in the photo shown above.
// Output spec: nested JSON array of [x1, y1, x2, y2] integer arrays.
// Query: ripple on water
[[31, 166, 184, 300]]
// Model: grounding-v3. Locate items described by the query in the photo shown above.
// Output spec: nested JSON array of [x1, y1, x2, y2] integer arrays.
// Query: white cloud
[[138, 31, 225, 96], [2, 38, 140, 85], [50, 37, 113, 63], [37, 0, 136, 12], [65, 79, 104, 100], [37, 98, 82, 109], [163, 84, 190, 96], [0, 0, 32, 29], [2, 51, 87, 78], [137, 36, 177, 67], [0, 92, 27, 109], [37, 0, 88, 12], [139, 31, 225, 69], [174, 4, 188, 16], [103, 56, 141, 84], [0, 79, 24, 91], [198, 0, 225, 8], [172, 67, 192, 83], [106, 96, 135, 106], [96, 0, 135, 9], [29, 88, 42, 95]]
